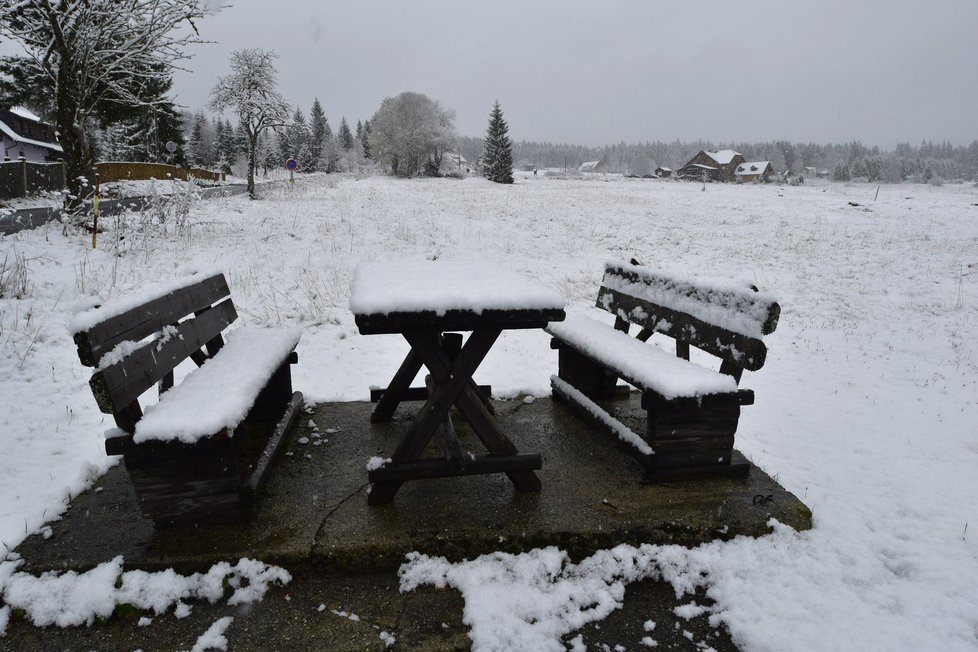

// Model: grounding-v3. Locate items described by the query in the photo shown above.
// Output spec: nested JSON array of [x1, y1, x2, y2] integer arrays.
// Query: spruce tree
[[360, 119, 371, 159], [483, 101, 513, 184], [338, 116, 354, 150], [309, 98, 328, 170]]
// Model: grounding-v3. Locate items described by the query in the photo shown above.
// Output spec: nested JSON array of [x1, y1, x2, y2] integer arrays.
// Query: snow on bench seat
[[134, 327, 301, 444], [545, 313, 737, 400]]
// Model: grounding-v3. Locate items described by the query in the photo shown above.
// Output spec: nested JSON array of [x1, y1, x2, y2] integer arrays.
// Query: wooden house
[[734, 161, 774, 182], [0, 107, 63, 162], [679, 149, 745, 182], [654, 166, 672, 178]]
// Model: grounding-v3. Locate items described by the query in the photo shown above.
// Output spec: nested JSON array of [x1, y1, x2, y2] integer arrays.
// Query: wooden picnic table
[[350, 261, 566, 505]]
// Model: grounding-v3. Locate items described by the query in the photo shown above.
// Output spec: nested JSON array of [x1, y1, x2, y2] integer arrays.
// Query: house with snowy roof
[[734, 161, 774, 182], [678, 149, 745, 182], [578, 160, 602, 173], [0, 106, 63, 162]]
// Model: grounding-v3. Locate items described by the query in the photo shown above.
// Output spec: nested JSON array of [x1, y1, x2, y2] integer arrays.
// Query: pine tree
[[338, 116, 354, 150], [483, 101, 513, 184], [309, 98, 329, 171], [360, 119, 371, 160]]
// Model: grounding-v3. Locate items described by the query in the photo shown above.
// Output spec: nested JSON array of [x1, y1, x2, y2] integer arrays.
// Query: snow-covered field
[[1, 172, 977, 650]]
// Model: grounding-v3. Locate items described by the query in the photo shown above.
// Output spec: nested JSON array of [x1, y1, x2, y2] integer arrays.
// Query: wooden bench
[[70, 271, 303, 526], [546, 261, 780, 481]]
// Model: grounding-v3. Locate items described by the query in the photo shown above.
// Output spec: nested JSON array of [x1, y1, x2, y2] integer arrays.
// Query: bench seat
[[135, 327, 302, 444], [546, 314, 737, 400]]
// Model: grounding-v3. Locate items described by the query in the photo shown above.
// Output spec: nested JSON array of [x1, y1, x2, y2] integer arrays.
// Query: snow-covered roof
[[655, 166, 672, 172], [735, 161, 772, 176], [578, 160, 601, 172], [446, 152, 466, 164], [10, 106, 42, 123], [705, 149, 741, 165], [0, 119, 63, 153], [682, 163, 717, 171]]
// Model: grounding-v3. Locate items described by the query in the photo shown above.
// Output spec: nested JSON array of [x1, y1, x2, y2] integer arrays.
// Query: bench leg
[[556, 345, 619, 401]]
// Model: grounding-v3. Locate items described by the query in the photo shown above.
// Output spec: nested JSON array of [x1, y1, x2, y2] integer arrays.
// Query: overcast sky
[[164, 1, 977, 148]]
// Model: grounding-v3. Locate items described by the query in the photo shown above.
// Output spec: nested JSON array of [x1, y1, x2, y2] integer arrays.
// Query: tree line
[[456, 137, 978, 182]]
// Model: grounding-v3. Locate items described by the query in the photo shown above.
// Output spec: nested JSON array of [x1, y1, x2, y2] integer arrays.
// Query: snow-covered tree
[[368, 92, 455, 177], [309, 98, 329, 171], [209, 49, 291, 198], [360, 119, 372, 160], [280, 108, 312, 171], [483, 101, 514, 184], [0, 0, 210, 214], [338, 117, 355, 151]]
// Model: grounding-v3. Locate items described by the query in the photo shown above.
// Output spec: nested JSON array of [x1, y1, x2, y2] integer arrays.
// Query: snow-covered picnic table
[[350, 260, 566, 504]]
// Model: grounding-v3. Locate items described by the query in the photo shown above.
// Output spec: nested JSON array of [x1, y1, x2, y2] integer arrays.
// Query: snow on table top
[[546, 314, 737, 399], [68, 266, 226, 335], [349, 260, 565, 316], [134, 327, 300, 444], [603, 261, 778, 339]]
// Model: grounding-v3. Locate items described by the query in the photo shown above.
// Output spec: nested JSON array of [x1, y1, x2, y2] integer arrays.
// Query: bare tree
[[368, 92, 456, 177], [0, 0, 211, 215], [209, 49, 291, 199]]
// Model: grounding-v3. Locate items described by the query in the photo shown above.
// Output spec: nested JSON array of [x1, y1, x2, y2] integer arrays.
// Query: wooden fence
[[0, 160, 66, 200], [95, 162, 225, 184]]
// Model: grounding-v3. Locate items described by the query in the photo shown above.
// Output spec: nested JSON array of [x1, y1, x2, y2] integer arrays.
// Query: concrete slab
[[15, 396, 811, 575]]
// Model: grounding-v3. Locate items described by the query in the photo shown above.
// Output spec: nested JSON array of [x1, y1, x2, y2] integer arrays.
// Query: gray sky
[[165, 0, 978, 147]]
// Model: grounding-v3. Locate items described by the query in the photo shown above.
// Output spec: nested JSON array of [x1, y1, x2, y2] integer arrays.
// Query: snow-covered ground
[[1, 172, 977, 650]]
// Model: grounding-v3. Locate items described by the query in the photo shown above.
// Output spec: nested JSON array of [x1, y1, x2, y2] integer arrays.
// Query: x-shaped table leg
[[368, 329, 541, 505]]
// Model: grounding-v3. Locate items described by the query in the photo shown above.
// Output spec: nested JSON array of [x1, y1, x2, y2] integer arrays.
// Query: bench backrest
[[596, 261, 780, 380], [72, 272, 236, 432]]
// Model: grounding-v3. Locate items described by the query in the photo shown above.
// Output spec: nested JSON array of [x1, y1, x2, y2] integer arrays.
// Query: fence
[[95, 162, 224, 184], [0, 159, 66, 201], [1, 160, 225, 201]]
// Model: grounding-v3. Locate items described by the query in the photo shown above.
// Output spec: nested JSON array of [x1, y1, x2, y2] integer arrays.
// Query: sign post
[[92, 172, 100, 249], [286, 158, 297, 187]]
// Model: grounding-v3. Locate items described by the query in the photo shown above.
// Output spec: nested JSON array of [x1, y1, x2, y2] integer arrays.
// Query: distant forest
[[457, 136, 978, 183]]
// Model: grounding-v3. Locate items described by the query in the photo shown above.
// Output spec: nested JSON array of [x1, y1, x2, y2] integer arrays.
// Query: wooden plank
[[597, 287, 769, 370], [425, 374, 465, 471], [242, 391, 303, 504], [601, 264, 781, 335], [88, 299, 237, 414], [370, 347, 423, 422], [73, 272, 230, 366], [642, 450, 751, 483], [370, 385, 492, 403], [368, 454, 542, 483], [642, 389, 753, 409], [355, 307, 565, 335], [556, 345, 619, 401]]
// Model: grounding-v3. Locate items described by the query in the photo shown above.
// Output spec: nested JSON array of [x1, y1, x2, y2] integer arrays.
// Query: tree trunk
[[56, 64, 92, 219], [247, 131, 258, 199]]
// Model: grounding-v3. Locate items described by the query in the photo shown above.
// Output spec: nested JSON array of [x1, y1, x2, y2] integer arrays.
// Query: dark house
[[654, 166, 672, 178], [678, 150, 745, 182], [734, 161, 774, 182]]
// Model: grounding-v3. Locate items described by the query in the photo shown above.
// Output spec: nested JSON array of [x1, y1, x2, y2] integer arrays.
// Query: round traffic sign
[[286, 158, 298, 171]]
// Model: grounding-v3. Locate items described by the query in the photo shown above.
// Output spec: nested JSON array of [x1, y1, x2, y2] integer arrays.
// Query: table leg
[[413, 329, 541, 492], [371, 347, 423, 422], [368, 330, 494, 505]]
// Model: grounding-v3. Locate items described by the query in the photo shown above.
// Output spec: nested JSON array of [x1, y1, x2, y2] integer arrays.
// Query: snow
[[134, 327, 301, 443], [9, 107, 42, 123], [67, 266, 225, 336], [191, 616, 234, 652], [2, 174, 978, 650], [735, 161, 772, 176], [0, 556, 289, 630], [550, 376, 653, 455], [705, 150, 741, 165], [349, 260, 565, 317], [600, 260, 779, 338], [546, 314, 737, 399]]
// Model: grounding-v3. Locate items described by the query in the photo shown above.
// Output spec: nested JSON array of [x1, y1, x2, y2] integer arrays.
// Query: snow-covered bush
[[0, 251, 32, 299], [928, 176, 945, 187]]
